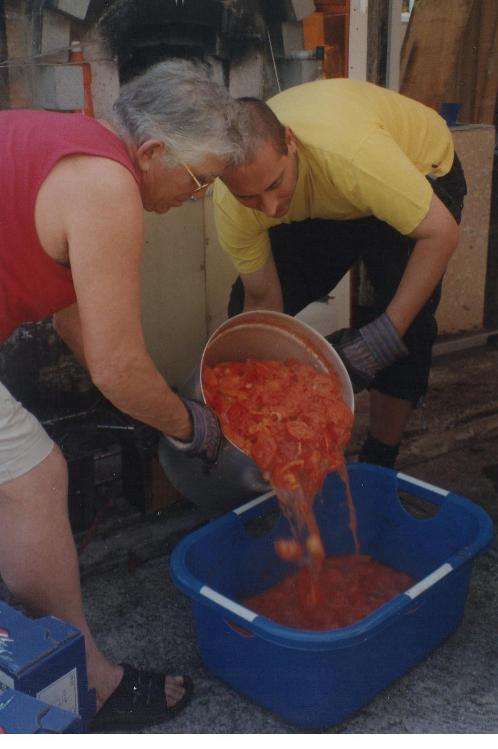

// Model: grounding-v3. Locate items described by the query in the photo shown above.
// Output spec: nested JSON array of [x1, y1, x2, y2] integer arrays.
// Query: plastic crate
[[0, 689, 82, 733], [170, 464, 493, 729]]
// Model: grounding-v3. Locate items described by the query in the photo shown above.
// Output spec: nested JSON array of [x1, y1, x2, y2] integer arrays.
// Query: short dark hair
[[236, 97, 288, 162]]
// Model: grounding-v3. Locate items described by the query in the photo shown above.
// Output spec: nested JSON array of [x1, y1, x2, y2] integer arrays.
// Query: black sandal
[[90, 663, 194, 732]]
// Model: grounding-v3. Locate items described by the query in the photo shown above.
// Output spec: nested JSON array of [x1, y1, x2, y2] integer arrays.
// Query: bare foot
[[164, 675, 188, 708]]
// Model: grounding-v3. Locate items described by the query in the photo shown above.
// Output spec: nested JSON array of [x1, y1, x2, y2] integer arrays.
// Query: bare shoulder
[[51, 152, 141, 207], [36, 153, 143, 265]]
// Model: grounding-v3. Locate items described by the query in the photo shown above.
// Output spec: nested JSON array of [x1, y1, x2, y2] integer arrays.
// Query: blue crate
[[0, 689, 82, 733], [170, 463, 493, 729], [0, 604, 96, 729]]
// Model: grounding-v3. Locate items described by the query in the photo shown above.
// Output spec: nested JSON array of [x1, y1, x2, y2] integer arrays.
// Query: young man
[[0, 59, 237, 731], [214, 78, 467, 468]]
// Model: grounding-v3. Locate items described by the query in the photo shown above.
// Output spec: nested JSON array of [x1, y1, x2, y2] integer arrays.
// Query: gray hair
[[113, 59, 242, 166]]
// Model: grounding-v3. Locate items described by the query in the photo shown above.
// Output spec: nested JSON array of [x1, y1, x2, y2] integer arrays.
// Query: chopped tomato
[[203, 358, 354, 581], [203, 359, 353, 493], [252, 431, 277, 470]]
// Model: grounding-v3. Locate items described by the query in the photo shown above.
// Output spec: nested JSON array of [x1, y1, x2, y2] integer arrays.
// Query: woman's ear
[[136, 139, 166, 172]]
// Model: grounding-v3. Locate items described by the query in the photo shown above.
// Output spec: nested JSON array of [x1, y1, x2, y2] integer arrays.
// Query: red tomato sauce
[[244, 554, 414, 631], [203, 359, 353, 499], [203, 358, 355, 566]]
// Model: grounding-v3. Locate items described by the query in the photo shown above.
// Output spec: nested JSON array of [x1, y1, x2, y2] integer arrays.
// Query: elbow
[[87, 356, 130, 400], [434, 213, 460, 265], [52, 312, 71, 346]]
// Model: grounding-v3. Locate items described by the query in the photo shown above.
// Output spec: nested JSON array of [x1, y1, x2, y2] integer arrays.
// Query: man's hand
[[327, 313, 408, 393], [164, 398, 223, 463]]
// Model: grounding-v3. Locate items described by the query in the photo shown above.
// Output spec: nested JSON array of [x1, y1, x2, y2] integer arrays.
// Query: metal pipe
[[0, 0, 9, 106], [266, 27, 281, 92], [30, 0, 51, 55]]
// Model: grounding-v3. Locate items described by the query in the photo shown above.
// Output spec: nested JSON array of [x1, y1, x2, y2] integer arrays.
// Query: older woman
[[0, 59, 240, 731]]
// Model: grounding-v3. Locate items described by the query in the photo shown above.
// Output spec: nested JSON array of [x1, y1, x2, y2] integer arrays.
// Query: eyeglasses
[[182, 162, 214, 193]]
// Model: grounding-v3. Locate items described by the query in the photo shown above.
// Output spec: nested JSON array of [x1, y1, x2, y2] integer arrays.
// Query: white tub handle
[[405, 563, 453, 599], [233, 490, 274, 516], [200, 585, 258, 623]]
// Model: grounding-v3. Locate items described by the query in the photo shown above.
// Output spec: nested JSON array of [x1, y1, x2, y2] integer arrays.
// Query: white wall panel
[[141, 202, 207, 386]]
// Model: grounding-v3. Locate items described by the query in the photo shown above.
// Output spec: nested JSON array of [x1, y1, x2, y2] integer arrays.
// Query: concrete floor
[[77, 342, 498, 734]]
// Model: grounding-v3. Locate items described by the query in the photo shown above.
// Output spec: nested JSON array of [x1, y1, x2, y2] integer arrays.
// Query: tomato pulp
[[244, 554, 414, 630], [203, 358, 354, 565]]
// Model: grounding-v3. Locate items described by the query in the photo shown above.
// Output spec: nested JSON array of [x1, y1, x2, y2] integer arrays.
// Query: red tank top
[[0, 109, 141, 344]]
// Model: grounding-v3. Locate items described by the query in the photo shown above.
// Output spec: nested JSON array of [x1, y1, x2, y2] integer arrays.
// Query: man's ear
[[136, 139, 166, 172], [284, 127, 297, 155]]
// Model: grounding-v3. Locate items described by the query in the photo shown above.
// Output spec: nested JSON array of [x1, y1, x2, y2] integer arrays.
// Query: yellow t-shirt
[[213, 79, 454, 274]]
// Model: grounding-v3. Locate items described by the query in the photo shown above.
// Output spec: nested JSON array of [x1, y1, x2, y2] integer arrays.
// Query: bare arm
[[386, 192, 459, 336], [240, 254, 284, 312], [58, 156, 191, 441]]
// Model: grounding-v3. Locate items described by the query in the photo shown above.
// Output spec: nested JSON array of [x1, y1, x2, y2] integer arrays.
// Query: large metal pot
[[158, 311, 354, 517]]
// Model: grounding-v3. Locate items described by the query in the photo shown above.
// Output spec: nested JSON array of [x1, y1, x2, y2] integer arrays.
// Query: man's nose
[[260, 193, 280, 217]]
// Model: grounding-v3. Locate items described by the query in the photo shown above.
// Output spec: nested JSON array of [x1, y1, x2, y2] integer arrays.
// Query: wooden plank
[[450, 0, 498, 125], [386, 0, 402, 90], [436, 126, 495, 333], [349, 0, 368, 81], [400, 0, 476, 111]]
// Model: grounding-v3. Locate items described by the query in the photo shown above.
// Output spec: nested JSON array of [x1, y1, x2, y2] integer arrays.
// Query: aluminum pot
[[158, 311, 354, 517]]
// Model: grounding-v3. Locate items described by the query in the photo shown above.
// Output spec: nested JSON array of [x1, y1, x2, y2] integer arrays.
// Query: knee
[[359, 433, 400, 469], [44, 445, 69, 501]]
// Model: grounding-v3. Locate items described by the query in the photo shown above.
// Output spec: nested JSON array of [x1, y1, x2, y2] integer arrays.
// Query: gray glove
[[326, 313, 409, 393], [164, 397, 223, 463]]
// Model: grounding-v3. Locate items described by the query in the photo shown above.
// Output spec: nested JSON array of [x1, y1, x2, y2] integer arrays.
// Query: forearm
[[243, 287, 283, 312], [386, 234, 457, 336], [241, 256, 284, 313], [55, 307, 191, 438], [90, 352, 191, 440]]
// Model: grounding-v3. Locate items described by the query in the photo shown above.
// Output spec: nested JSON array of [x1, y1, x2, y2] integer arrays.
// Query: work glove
[[164, 397, 223, 464], [326, 313, 409, 393]]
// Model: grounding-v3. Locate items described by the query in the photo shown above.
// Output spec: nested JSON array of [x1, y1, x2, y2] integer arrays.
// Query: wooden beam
[[386, 0, 402, 90], [349, 0, 368, 80], [0, 0, 9, 107], [367, 0, 389, 85]]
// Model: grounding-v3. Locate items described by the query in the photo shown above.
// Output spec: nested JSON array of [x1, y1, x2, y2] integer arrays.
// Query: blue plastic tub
[[170, 464, 493, 729]]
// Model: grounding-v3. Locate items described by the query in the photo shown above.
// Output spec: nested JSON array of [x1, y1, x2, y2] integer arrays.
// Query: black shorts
[[228, 154, 467, 405]]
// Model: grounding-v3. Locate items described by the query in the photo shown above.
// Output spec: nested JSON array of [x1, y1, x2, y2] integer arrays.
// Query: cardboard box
[[0, 689, 82, 733], [0, 602, 95, 726]]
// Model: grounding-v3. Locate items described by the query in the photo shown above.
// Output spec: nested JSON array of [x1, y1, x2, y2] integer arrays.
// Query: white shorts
[[0, 381, 54, 485]]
